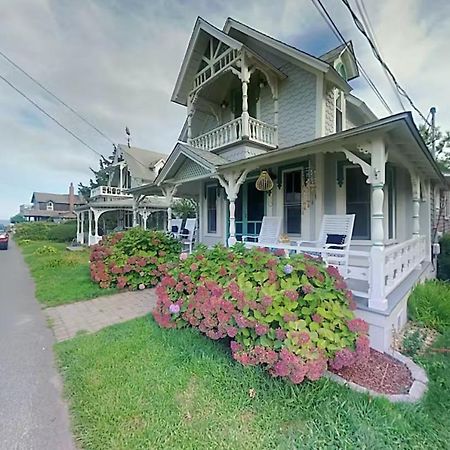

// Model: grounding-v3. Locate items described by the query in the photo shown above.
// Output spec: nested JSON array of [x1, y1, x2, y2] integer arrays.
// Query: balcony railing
[[90, 186, 132, 198], [189, 117, 277, 152]]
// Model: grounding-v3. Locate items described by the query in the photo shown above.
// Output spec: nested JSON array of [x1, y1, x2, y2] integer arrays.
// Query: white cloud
[[0, 0, 448, 218]]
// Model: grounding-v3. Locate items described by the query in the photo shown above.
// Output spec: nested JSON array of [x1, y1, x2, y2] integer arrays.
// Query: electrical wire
[[354, 0, 405, 110], [0, 49, 116, 145], [0, 72, 105, 158], [340, 0, 431, 126], [312, 0, 393, 114]]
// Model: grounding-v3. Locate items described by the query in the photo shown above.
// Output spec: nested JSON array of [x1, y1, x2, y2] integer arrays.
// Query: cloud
[[0, 0, 447, 218]]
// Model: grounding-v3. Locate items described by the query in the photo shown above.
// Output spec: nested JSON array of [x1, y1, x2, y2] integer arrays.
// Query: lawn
[[56, 314, 450, 450], [19, 240, 116, 307]]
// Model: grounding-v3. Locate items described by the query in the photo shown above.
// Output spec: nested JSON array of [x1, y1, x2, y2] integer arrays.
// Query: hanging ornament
[[255, 170, 274, 192]]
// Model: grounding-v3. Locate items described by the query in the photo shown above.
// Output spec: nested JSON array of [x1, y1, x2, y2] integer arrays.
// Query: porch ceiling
[[217, 112, 445, 184]]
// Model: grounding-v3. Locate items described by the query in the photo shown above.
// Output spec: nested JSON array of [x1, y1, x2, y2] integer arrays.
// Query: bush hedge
[[90, 228, 182, 290], [437, 233, 450, 281], [15, 221, 77, 243], [153, 244, 369, 384]]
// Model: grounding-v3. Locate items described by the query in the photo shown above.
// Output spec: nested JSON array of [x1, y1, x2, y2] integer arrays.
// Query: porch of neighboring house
[[146, 117, 443, 352], [75, 190, 168, 246]]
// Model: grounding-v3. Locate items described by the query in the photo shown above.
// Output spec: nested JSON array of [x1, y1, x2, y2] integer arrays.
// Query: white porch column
[[411, 173, 421, 236], [80, 211, 85, 244], [93, 210, 102, 244], [241, 54, 250, 139], [215, 169, 249, 246], [88, 209, 92, 245], [368, 140, 387, 310], [132, 196, 138, 227], [161, 184, 178, 233]]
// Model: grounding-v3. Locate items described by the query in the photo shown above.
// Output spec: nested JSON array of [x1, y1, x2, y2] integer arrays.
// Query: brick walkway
[[45, 289, 157, 342]]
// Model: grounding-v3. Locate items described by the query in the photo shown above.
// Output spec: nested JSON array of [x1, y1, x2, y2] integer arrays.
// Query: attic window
[[336, 62, 347, 80], [47, 201, 54, 211]]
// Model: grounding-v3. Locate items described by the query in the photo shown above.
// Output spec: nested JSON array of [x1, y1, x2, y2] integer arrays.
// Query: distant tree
[[172, 198, 197, 220], [78, 146, 122, 198], [419, 124, 450, 171], [10, 214, 25, 223]]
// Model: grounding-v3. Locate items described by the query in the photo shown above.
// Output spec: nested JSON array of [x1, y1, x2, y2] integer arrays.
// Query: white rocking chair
[[179, 218, 197, 254], [243, 216, 282, 247], [170, 219, 183, 239], [297, 214, 355, 278]]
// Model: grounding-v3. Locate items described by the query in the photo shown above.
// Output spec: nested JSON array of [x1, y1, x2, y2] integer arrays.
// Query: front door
[[235, 181, 265, 241]]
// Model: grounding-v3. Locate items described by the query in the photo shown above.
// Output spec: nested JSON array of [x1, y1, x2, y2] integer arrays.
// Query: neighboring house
[[75, 145, 169, 246], [23, 183, 84, 221], [131, 17, 446, 353]]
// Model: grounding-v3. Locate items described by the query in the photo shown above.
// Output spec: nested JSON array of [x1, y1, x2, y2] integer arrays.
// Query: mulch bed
[[331, 348, 413, 395]]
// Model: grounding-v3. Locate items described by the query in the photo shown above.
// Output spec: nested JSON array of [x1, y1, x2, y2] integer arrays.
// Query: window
[[46, 201, 54, 211], [346, 167, 370, 239], [336, 62, 347, 80], [386, 166, 396, 239], [335, 90, 344, 132], [284, 170, 302, 234], [206, 185, 217, 233]]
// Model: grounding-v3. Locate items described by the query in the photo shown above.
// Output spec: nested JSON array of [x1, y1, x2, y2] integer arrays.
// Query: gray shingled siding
[[324, 84, 335, 135], [172, 159, 209, 181], [191, 110, 220, 137], [277, 63, 317, 147]]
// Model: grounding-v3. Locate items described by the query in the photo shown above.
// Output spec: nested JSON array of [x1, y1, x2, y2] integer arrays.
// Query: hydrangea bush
[[153, 244, 369, 384], [90, 228, 181, 290]]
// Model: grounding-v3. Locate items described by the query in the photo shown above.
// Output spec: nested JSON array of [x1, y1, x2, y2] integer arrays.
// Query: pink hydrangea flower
[[169, 303, 180, 314], [312, 313, 323, 323], [179, 252, 188, 261], [138, 283, 145, 290], [283, 264, 294, 274], [255, 323, 269, 336], [347, 318, 369, 334]]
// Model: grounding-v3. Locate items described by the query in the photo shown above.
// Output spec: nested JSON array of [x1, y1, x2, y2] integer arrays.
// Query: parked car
[[0, 224, 9, 250]]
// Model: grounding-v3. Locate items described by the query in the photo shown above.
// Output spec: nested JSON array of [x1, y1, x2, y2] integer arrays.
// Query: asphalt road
[[0, 240, 76, 450]]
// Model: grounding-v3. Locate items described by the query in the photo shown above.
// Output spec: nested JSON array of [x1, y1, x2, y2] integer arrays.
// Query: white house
[[75, 144, 169, 246], [126, 17, 446, 352]]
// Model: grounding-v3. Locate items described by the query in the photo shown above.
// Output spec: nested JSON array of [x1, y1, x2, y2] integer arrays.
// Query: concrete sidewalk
[[0, 240, 76, 450], [46, 289, 157, 342]]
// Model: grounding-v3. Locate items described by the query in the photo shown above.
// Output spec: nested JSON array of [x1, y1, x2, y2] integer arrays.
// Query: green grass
[[56, 316, 450, 450], [409, 281, 450, 332], [19, 240, 116, 307]]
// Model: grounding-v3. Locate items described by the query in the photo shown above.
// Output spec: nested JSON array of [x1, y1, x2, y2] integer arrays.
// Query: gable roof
[[117, 145, 167, 182], [31, 192, 84, 205], [319, 42, 359, 81], [223, 17, 351, 91]]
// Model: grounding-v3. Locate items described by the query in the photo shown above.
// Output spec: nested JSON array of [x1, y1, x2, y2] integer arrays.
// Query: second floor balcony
[[189, 116, 277, 152], [90, 186, 132, 199]]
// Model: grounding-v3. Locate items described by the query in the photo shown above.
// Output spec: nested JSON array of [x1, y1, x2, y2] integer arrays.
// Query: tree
[[10, 214, 25, 224], [78, 146, 122, 198], [419, 124, 450, 171], [172, 198, 197, 220]]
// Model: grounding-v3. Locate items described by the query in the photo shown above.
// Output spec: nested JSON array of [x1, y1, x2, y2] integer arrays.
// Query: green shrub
[[437, 234, 450, 281], [47, 221, 77, 243], [409, 281, 450, 332], [34, 245, 58, 255], [15, 222, 53, 241], [154, 244, 369, 384], [90, 228, 182, 290], [17, 239, 32, 246]]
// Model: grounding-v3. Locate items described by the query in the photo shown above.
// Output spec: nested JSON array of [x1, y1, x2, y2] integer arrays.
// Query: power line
[[340, 0, 431, 126], [312, 0, 393, 114], [0, 49, 116, 145], [354, 0, 405, 110], [0, 72, 105, 158]]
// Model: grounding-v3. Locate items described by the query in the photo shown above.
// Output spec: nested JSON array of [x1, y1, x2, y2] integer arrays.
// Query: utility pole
[[430, 106, 436, 157]]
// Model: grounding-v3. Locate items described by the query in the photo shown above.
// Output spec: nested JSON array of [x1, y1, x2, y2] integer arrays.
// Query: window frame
[[283, 167, 304, 236], [206, 184, 218, 234], [46, 201, 54, 211]]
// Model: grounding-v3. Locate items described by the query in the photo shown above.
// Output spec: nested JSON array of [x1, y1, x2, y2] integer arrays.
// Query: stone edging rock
[[325, 351, 428, 403]]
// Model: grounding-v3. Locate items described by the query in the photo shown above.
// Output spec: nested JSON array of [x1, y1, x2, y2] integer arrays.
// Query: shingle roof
[[181, 144, 229, 167], [32, 192, 84, 204], [118, 145, 168, 182], [23, 209, 76, 219]]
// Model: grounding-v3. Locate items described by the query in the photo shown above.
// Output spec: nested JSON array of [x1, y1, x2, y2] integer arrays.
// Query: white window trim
[[46, 201, 54, 211], [205, 183, 219, 236], [334, 89, 346, 133]]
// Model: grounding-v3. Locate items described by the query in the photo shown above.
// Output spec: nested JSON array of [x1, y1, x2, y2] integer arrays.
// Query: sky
[[0, 0, 449, 219]]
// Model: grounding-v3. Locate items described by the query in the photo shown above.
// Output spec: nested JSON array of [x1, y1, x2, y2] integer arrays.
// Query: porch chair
[[242, 216, 283, 247], [297, 214, 355, 278], [170, 218, 183, 238], [179, 218, 197, 254]]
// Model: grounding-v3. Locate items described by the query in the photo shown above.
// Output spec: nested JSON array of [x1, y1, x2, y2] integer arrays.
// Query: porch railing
[[190, 117, 242, 151], [383, 235, 426, 296], [248, 117, 277, 147], [90, 186, 132, 198], [189, 116, 277, 152]]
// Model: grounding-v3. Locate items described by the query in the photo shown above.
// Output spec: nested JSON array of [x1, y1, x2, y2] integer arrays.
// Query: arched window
[[336, 62, 347, 80], [46, 201, 54, 211]]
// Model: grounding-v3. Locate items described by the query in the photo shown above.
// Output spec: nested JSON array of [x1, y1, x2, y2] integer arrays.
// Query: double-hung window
[[335, 90, 344, 132], [206, 185, 217, 233], [284, 170, 302, 234]]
